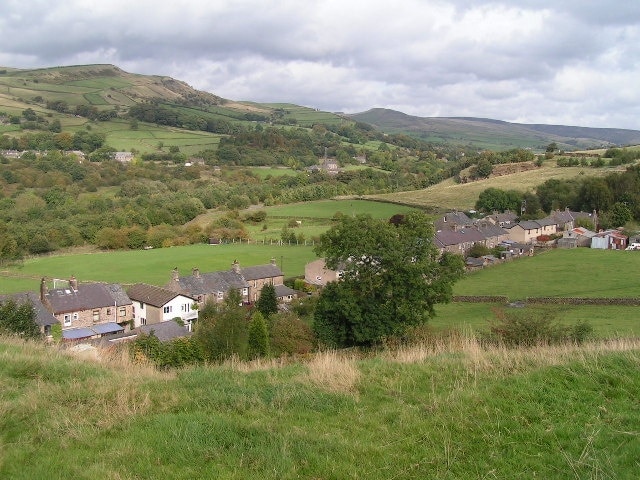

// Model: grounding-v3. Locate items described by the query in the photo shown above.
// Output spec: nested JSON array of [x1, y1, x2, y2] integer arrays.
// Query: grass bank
[[1, 337, 638, 478]]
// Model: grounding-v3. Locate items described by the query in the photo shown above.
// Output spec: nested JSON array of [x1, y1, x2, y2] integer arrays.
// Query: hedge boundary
[[452, 296, 640, 306]]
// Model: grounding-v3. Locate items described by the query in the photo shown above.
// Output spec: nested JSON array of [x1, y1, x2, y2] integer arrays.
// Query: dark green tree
[[313, 212, 465, 348], [194, 290, 248, 362], [248, 311, 270, 359], [255, 283, 278, 318], [0, 299, 41, 339]]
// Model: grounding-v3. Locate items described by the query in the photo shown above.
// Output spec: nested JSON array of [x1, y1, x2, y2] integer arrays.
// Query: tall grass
[[2, 334, 639, 479]]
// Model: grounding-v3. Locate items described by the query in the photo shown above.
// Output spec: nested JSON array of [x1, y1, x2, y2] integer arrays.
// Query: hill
[[0, 64, 349, 155], [349, 108, 640, 152], [1, 337, 638, 478]]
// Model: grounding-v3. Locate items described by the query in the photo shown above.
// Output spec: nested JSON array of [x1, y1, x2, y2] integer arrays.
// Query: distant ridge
[[349, 108, 640, 151]]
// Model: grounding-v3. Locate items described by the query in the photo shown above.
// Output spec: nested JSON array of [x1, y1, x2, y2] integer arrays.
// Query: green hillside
[[1, 337, 638, 479], [0, 64, 349, 155]]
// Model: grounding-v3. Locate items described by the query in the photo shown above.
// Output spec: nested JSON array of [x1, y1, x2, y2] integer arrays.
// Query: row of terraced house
[[435, 208, 628, 261], [1, 259, 298, 344]]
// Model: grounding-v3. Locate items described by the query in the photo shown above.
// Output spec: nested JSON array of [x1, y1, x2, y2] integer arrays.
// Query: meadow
[[1, 337, 639, 479], [0, 244, 317, 294], [368, 162, 621, 210]]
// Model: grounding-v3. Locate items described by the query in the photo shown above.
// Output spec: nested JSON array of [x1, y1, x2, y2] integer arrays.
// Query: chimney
[[171, 267, 179, 282], [232, 260, 241, 274], [40, 277, 48, 302], [69, 276, 78, 291], [270, 257, 277, 266], [192, 267, 200, 278]]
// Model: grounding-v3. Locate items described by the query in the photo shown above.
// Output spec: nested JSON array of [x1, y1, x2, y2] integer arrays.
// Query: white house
[[127, 284, 198, 331]]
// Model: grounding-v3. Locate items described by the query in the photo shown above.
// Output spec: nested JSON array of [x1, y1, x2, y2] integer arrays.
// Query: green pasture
[[0, 244, 317, 294], [454, 248, 640, 299], [83, 92, 108, 105], [432, 302, 640, 338]]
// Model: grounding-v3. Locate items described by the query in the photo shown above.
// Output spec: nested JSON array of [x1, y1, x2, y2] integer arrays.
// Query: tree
[[248, 311, 270, 359], [255, 283, 278, 318], [313, 212, 465, 347], [194, 290, 248, 362], [0, 299, 41, 339], [475, 188, 522, 213], [604, 202, 632, 229]]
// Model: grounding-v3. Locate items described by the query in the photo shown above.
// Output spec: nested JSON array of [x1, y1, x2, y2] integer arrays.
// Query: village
[[1, 204, 631, 348]]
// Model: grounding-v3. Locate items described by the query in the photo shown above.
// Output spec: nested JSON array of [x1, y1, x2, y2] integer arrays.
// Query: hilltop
[[349, 108, 640, 151], [3, 64, 640, 153]]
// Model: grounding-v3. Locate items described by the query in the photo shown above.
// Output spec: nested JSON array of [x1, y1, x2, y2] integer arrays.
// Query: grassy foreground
[[1, 338, 639, 479]]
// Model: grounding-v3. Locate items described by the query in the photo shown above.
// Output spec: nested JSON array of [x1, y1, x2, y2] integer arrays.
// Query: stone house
[[40, 277, 133, 341], [166, 259, 285, 306]]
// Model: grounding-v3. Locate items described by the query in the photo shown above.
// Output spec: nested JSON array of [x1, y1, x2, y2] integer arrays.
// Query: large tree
[[313, 212, 464, 347]]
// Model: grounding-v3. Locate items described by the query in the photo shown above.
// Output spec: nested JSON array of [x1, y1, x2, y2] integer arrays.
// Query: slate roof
[[435, 228, 486, 247], [0, 292, 57, 327], [127, 283, 193, 308], [242, 264, 283, 280], [96, 320, 191, 344], [174, 270, 248, 296], [45, 283, 131, 315]]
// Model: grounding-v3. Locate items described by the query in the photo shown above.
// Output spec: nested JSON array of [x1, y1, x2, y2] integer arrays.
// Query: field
[[0, 244, 317, 294], [1, 337, 639, 478], [368, 162, 622, 210]]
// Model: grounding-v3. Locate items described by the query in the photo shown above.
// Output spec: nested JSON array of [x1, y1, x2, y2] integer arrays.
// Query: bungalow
[[40, 277, 133, 341], [127, 283, 198, 331]]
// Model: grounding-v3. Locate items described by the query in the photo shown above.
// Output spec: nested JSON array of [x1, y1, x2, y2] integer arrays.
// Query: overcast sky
[[2, 1, 640, 129]]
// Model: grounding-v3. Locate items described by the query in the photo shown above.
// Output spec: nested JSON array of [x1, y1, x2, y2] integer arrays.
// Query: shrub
[[479, 307, 592, 347]]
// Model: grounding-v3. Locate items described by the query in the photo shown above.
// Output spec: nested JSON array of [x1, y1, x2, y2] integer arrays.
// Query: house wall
[[248, 275, 284, 302], [58, 304, 133, 330]]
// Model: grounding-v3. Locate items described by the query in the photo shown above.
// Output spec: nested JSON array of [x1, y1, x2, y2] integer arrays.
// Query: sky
[[2, 0, 640, 129]]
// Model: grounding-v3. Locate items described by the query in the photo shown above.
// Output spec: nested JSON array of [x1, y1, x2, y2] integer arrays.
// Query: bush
[[479, 307, 592, 347]]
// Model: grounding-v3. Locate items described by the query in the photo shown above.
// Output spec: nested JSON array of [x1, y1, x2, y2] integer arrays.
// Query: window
[[44, 325, 51, 336], [242, 288, 248, 296], [140, 318, 146, 326], [217, 291, 223, 299], [181, 303, 190, 312], [92, 309, 100, 322], [73, 312, 79, 321], [106, 308, 111, 316], [139, 302, 144, 309], [163, 305, 172, 314], [64, 314, 71, 326], [119, 307, 126, 317]]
